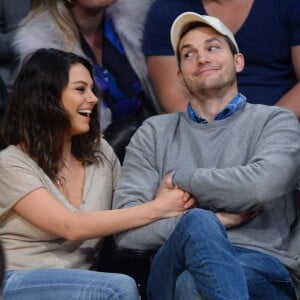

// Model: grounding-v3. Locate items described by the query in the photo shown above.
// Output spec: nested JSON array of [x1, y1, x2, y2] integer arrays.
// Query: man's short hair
[[175, 21, 238, 67]]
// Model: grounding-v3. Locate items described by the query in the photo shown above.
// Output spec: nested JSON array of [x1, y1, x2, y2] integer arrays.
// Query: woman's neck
[[69, 6, 104, 36], [61, 140, 72, 163], [69, 6, 104, 64]]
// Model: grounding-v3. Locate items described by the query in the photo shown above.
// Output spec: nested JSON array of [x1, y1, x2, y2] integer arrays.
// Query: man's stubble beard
[[183, 65, 236, 98]]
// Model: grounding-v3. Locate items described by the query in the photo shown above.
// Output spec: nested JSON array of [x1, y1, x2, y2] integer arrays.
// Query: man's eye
[[183, 51, 194, 58], [208, 46, 219, 51]]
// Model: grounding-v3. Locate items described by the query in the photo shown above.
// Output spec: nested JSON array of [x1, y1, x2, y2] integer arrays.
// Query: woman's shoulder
[[1, 145, 25, 163], [96, 138, 121, 166], [0, 145, 37, 171], [98, 138, 114, 155], [14, 9, 64, 59]]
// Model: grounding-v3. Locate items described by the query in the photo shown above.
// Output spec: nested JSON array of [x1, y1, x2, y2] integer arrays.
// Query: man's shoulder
[[144, 112, 182, 126], [244, 103, 297, 118], [241, 103, 299, 129], [133, 112, 183, 140]]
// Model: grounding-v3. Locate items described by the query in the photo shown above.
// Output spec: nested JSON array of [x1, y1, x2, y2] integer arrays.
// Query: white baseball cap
[[170, 12, 239, 54]]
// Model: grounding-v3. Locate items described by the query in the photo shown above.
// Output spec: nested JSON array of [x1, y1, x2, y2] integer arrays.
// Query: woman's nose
[[88, 90, 99, 104]]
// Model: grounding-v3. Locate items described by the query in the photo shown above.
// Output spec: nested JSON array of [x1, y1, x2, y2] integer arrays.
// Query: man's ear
[[234, 53, 245, 73], [177, 71, 186, 87]]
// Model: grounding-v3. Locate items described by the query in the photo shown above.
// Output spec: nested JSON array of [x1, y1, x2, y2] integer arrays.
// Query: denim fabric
[[3, 268, 139, 300], [175, 256, 296, 300], [147, 209, 296, 300], [175, 270, 204, 300]]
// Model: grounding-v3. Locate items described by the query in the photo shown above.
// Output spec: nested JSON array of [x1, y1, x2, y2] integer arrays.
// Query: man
[[142, 0, 300, 120], [113, 12, 300, 299]]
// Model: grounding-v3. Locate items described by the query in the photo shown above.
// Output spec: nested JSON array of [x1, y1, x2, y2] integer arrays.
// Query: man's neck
[[189, 89, 237, 123]]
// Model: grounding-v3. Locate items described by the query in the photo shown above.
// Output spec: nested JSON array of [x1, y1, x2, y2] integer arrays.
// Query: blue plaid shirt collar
[[187, 93, 247, 124]]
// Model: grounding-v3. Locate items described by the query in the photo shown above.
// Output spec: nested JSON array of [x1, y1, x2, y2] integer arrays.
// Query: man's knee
[[175, 270, 203, 300], [172, 208, 228, 246]]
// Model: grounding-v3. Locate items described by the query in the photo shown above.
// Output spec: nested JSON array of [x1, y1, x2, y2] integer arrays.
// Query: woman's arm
[[13, 182, 194, 241]]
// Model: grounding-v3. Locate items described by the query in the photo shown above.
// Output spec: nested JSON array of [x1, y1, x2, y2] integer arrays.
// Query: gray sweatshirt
[[113, 103, 300, 277]]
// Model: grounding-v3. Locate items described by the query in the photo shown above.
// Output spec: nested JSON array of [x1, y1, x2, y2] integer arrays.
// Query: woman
[[14, 0, 157, 162], [0, 48, 194, 299]]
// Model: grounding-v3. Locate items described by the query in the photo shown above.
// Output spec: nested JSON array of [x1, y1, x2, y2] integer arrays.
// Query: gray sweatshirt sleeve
[[173, 109, 300, 212], [112, 122, 181, 250]]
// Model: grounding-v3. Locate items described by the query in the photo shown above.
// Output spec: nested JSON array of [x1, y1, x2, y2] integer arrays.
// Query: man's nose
[[197, 51, 210, 65]]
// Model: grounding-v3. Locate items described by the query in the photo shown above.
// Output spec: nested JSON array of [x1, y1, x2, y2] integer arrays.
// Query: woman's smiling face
[[61, 63, 98, 136]]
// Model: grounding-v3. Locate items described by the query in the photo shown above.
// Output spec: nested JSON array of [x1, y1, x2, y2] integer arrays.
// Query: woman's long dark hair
[[2, 48, 101, 180]]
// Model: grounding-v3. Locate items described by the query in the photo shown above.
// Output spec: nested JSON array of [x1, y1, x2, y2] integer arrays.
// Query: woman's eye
[[76, 87, 85, 92]]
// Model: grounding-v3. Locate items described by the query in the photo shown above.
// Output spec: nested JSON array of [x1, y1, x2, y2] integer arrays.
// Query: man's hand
[[215, 210, 259, 229]]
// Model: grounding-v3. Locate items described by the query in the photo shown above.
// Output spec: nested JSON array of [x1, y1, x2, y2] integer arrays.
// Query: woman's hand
[[153, 172, 195, 218]]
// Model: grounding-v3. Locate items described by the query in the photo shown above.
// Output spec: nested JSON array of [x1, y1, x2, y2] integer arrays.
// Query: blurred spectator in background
[[0, 0, 31, 92], [14, 0, 157, 162], [0, 75, 7, 150]]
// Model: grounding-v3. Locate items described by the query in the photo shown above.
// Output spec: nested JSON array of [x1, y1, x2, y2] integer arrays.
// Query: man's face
[[177, 26, 244, 96]]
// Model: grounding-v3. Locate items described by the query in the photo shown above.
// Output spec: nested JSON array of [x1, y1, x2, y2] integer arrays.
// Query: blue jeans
[[3, 268, 139, 300], [147, 209, 296, 300]]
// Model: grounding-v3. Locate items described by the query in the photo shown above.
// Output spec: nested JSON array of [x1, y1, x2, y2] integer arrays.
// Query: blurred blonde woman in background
[[14, 0, 157, 162]]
